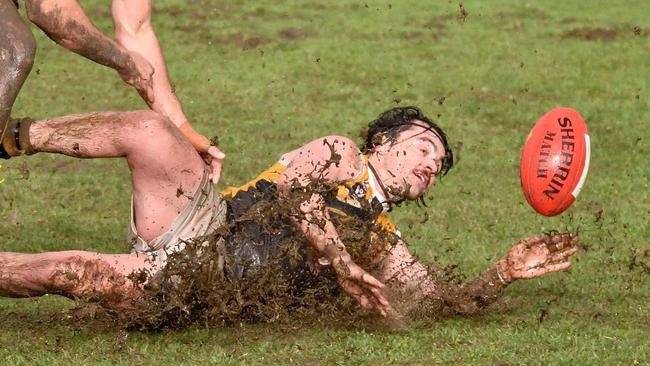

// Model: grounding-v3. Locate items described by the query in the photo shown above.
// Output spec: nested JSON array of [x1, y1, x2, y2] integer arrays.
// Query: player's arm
[[24, 0, 154, 102], [111, 0, 224, 183], [276, 136, 390, 316], [379, 233, 578, 315]]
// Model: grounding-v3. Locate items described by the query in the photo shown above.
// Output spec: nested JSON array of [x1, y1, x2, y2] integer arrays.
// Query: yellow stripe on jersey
[[221, 162, 287, 199]]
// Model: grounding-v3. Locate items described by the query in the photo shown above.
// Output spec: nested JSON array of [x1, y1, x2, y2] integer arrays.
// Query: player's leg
[[8, 111, 206, 241], [0, 250, 151, 307], [0, 0, 37, 158]]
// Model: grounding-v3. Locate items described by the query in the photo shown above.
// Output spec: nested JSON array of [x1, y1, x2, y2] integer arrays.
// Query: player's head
[[362, 106, 454, 201]]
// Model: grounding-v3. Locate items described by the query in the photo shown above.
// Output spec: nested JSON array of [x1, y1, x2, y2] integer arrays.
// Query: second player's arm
[[25, 0, 152, 99], [111, 0, 224, 181]]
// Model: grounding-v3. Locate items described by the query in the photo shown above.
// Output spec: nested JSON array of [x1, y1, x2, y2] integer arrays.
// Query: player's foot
[[0, 117, 35, 159]]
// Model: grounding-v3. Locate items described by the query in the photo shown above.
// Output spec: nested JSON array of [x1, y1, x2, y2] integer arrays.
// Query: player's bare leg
[[0, 0, 36, 159], [23, 110, 205, 241], [0, 251, 151, 308]]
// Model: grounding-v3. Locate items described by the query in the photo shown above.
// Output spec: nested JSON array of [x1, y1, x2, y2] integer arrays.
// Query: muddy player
[[0, 107, 579, 316], [0, 0, 224, 181]]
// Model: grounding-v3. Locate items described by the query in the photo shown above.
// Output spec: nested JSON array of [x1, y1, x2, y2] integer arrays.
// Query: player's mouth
[[414, 171, 431, 188]]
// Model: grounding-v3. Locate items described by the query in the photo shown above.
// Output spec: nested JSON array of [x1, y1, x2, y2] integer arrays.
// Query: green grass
[[1, 0, 649, 364]]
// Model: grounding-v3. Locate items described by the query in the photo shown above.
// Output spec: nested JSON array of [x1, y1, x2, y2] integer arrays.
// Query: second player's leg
[[0, 0, 36, 158], [28, 111, 206, 241]]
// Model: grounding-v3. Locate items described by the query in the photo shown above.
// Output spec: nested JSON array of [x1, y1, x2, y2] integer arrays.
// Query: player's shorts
[[127, 170, 227, 273], [13, 0, 19, 9]]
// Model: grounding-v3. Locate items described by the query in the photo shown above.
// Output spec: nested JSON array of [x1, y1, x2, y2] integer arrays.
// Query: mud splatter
[[457, 3, 468, 23], [628, 248, 650, 274], [562, 27, 618, 41], [49, 257, 144, 310]]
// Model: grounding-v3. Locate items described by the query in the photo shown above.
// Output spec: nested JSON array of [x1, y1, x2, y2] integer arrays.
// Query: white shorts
[[127, 171, 227, 272]]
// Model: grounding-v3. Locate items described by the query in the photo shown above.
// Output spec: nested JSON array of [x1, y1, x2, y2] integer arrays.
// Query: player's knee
[[1, 31, 36, 82], [131, 111, 179, 142]]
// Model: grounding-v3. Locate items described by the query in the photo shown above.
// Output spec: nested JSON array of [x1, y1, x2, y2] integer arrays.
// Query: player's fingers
[[211, 161, 222, 184], [365, 295, 389, 317], [533, 261, 572, 276], [547, 233, 578, 252], [208, 146, 226, 160], [520, 235, 546, 248], [550, 246, 578, 262], [360, 272, 385, 289], [368, 286, 389, 307], [356, 294, 372, 309]]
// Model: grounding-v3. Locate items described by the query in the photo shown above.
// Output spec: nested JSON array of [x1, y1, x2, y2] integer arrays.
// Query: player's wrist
[[496, 259, 512, 285], [179, 123, 209, 151]]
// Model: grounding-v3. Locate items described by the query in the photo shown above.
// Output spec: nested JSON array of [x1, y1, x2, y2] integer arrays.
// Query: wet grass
[[1, 0, 649, 364]]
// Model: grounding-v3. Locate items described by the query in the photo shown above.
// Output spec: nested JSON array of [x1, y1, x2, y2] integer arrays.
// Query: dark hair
[[362, 106, 454, 176]]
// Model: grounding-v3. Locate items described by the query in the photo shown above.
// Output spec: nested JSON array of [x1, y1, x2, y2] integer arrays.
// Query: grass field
[[1, 0, 649, 364]]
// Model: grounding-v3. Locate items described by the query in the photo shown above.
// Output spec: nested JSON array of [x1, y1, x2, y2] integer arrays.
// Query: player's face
[[376, 121, 446, 200]]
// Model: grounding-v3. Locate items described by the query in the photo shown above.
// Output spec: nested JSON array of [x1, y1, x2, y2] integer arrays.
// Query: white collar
[[366, 164, 390, 212]]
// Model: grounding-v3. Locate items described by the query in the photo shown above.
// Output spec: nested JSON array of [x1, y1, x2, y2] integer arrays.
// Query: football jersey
[[220, 154, 401, 279]]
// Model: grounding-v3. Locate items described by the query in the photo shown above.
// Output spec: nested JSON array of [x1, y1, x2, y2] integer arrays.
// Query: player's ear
[[371, 133, 391, 155]]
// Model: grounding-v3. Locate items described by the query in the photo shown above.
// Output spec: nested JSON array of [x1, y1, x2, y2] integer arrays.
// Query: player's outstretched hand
[[119, 50, 155, 105], [498, 233, 579, 283], [332, 256, 392, 317]]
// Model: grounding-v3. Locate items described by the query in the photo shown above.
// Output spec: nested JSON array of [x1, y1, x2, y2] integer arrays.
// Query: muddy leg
[[0, 0, 36, 158], [28, 110, 205, 241], [0, 251, 151, 308]]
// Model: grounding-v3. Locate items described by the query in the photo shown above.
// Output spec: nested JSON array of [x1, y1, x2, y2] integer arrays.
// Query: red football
[[520, 107, 591, 216]]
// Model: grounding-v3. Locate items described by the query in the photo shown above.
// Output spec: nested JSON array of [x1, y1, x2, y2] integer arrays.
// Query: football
[[520, 107, 591, 216]]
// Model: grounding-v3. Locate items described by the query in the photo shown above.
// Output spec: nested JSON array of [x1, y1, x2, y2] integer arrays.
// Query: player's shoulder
[[284, 135, 363, 180], [295, 135, 361, 159]]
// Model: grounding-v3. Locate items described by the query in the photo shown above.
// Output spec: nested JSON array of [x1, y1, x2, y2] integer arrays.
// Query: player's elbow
[[24, 0, 42, 22], [25, 1, 74, 47], [25, 0, 54, 29]]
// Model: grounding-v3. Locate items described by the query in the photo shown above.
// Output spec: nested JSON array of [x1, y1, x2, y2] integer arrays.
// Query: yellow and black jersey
[[220, 155, 401, 279], [221, 155, 400, 236]]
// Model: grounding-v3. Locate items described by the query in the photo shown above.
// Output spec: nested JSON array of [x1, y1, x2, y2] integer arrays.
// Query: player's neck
[[366, 153, 396, 202]]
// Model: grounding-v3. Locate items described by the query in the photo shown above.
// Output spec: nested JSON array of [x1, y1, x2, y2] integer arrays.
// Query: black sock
[[0, 143, 9, 159]]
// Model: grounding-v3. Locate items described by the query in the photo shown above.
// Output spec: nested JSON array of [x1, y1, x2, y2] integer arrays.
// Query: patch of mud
[[278, 28, 311, 40], [628, 248, 650, 274], [562, 27, 618, 41], [496, 8, 549, 21], [222, 33, 266, 50], [401, 31, 444, 41]]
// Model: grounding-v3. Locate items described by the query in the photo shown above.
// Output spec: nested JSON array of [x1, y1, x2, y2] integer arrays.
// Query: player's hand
[[201, 145, 226, 184], [331, 256, 392, 317], [118, 50, 155, 105], [179, 123, 225, 184], [499, 233, 579, 283]]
